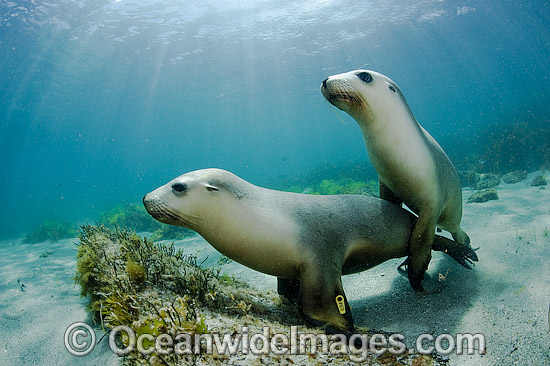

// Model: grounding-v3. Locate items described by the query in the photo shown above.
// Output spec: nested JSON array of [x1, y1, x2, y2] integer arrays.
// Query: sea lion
[[321, 70, 471, 292], [143, 168, 477, 335]]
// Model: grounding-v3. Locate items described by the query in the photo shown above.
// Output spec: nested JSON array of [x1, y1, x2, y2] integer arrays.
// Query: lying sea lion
[[143, 168, 477, 335]]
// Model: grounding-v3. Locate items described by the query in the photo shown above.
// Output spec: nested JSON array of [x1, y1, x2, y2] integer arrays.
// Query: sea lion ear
[[205, 184, 219, 192]]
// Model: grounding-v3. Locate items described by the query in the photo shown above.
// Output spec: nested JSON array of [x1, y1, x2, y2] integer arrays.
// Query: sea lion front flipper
[[277, 277, 300, 303], [298, 262, 354, 335], [408, 212, 438, 292], [433, 235, 478, 269]]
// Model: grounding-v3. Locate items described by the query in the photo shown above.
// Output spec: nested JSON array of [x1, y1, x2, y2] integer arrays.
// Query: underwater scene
[[1, 0, 549, 365]]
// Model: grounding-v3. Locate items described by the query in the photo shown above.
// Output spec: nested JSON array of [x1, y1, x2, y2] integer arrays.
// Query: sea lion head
[[320, 69, 408, 123], [143, 169, 224, 230]]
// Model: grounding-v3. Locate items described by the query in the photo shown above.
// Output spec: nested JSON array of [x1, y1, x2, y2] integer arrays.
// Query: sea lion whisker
[[164, 210, 187, 224], [164, 208, 200, 228], [169, 207, 203, 223], [327, 82, 363, 108]]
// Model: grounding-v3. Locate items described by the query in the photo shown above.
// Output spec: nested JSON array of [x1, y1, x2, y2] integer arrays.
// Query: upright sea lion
[[143, 168, 477, 335], [321, 70, 471, 292]]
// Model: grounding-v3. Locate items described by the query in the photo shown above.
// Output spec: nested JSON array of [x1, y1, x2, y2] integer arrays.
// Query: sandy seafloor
[[0, 172, 549, 365]]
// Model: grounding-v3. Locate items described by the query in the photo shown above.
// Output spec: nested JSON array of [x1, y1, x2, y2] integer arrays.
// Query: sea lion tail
[[433, 235, 478, 269]]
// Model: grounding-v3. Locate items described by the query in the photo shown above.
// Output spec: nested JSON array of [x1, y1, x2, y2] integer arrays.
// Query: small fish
[[39, 250, 54, 258], [17, 279, 26, 292]]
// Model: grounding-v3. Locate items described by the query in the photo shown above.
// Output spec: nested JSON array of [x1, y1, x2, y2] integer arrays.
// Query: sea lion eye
[[171, 183, 187, 193], [357, 72, 372, 83], [389, 85, 396, 93]]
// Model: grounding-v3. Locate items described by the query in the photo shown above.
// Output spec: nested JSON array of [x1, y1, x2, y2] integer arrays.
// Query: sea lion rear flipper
[[298, 263, 355, 335], [433, 235, 478, 269]]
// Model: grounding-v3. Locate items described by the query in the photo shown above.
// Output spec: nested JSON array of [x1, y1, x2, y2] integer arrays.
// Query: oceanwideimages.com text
[[64, 322, 486, 360]]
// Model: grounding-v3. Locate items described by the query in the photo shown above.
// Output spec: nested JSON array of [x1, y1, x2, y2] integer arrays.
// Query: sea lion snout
[[321, 77, 364, 111], [142, 194, 162, 219], [143, 194, 172, 223]]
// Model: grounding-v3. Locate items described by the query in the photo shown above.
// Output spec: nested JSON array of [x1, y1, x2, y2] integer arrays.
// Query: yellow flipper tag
[[335, 295, 346, 315]]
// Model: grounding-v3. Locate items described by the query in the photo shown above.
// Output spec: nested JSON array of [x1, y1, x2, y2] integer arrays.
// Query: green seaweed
[[478, 120, 550, 173], [195, 315, 208, 334], [24, 220, 78, 243], [276, 160, 377, 189], [531, 175, 548, 187], [218, 273, 249, 289], [502, 170, 528, 184], [217, 255, 233, 265], [126, 259, 147, 285], [150, 224, 194, 241], [474, 173, 501, 190], [74, 224, 271, 364], [284, 177, 377, 196], [316, 178, 377, 195], [467, 188, 499, 203], [98, 203, 161, 232]]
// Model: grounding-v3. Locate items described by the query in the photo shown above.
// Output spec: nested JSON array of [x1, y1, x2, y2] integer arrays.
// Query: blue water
[[1, 0, 549, 239]]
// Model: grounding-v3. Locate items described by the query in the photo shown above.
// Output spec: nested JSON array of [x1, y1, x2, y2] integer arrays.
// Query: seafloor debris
[[531, 175, 548, 187], [75, 224, 445, 365], [457, 170, 480, 188], [467, 188, 499, 203], [474, 173, 501, 190], [457, 171, 502, 190], [502, 170, 527, 184]]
